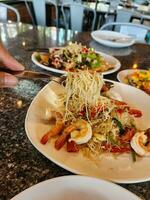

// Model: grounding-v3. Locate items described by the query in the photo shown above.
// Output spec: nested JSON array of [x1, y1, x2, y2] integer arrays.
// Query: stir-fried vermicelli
[[41, 71, 150, 159]]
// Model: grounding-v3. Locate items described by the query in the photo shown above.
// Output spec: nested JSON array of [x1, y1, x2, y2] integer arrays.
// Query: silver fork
[[1, 69, 66, 84]]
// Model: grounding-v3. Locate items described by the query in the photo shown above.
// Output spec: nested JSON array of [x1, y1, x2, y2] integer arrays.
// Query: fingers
[[0, 43, 25, 71], [0, 72, 18, 88]]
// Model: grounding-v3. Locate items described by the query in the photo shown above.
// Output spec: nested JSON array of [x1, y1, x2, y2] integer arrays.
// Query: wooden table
[[0, 22, 150, 200]]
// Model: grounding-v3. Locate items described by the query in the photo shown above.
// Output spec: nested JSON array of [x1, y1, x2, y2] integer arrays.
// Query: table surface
[[0, 22, 150, 200]]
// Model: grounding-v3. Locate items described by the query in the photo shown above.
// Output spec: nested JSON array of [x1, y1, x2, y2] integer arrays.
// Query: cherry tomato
[[67, 141, 79, 152]]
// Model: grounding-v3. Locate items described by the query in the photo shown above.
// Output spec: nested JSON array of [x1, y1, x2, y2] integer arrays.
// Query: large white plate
[[25, 81, 150, 183], [11, 175, 140, 200], [31, 50, 121, 75], [91, 30, 135, 48]]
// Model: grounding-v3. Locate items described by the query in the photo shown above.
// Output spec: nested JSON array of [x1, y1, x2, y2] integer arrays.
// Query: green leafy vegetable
[[113, 117, 124, 134]]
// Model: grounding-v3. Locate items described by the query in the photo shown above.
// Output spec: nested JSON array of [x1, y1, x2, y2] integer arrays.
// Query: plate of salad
[[31, 43, 121, 75], [25, 71, 150, 183]]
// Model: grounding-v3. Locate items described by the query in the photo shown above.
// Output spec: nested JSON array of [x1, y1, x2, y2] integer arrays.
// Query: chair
[[115, 7, 150, 28], [108, 0, 120, 13], [140, 13, 150, 24], [104, 0, 120, 22], [25, 0, 58, 27], [0, 3, 20, 23], [61, 1, 96, 32], [100, 22, 150, 41], [24, 0, 36, 25], [116, 9, 136, 23]]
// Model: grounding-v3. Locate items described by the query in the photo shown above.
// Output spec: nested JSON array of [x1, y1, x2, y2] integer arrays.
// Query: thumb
[[0, 44, 24, 71], [2, 55, 25, 71], [0, 72, 18, 88]]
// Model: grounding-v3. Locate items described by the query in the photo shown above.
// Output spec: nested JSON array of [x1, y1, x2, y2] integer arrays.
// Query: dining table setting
[[0, 21, 150, 200]]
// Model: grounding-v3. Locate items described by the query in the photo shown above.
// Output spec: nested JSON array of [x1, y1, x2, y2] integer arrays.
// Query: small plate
[[31, 50, 121, 75], [91, 30, 135, 48], [11, 176, 140, 200], [117, 69, 150, 94], [117, 69, 147, 83]]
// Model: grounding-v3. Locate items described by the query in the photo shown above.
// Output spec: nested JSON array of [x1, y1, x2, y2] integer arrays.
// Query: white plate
[[25, 81, 150, 184], [11, 175, 140, 200], [117, 69, 147, 83], [91, 30, 135, 48], [31, 50, 121, 75]]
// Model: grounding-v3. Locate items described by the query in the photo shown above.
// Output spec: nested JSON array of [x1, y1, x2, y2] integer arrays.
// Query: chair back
[[100, 22, 150, 41], [0, 3, 20, 23], [61, 1, 96, 32], [104, 0, 120, 25], [116, 9, 134, 23], [108, 0, 120, 12], [32, 0, 58, 26]]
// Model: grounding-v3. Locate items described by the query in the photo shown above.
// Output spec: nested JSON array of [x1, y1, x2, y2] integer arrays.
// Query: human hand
[[0, 43, 24, 88]]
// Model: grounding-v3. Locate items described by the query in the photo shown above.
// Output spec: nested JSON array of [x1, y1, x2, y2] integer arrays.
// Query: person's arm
[[0, 43, 24, 88]]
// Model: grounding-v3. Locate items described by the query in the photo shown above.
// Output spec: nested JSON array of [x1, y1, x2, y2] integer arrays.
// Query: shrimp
[[54, 119, 92, 150], [55, 131, 70, 150], [130, 129, 150, 156], [65, 119, 92, 145], [40, 122, 65, 144]]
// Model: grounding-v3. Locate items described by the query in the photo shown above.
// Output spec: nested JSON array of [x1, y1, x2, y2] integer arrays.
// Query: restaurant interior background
[[1, 0, 150, 28], [0, 1, 150, 200], [1, 0, 150, 43]]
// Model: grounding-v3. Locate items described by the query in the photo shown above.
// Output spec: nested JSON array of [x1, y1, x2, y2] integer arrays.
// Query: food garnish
[[40, 70, 149, 160]]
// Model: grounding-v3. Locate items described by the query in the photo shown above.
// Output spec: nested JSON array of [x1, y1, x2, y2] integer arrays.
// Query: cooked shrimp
[[64, 119, 92, 145], [130, 129, 150, 156], [55, 131, 70, 150], [40, 122, 65, 144]]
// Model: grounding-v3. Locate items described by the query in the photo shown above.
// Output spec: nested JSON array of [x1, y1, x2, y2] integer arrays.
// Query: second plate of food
[[31, 43, 121, 75], [117, 69, 150, 95], [91, 30, 135, 48]]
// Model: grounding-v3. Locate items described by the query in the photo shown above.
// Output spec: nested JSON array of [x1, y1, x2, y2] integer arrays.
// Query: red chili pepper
[[116, 108, 125, 115], [128, 108, 142, 118], [90, 104, 105, 119], [79, 110, 86, 117], [67, 141, 79, 152], [82, 47, 88, 53], [109, 146, 131, 153], [113, 100, 128, 107], [120, 127, 135, 142], [103, 143, 131, 153]]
